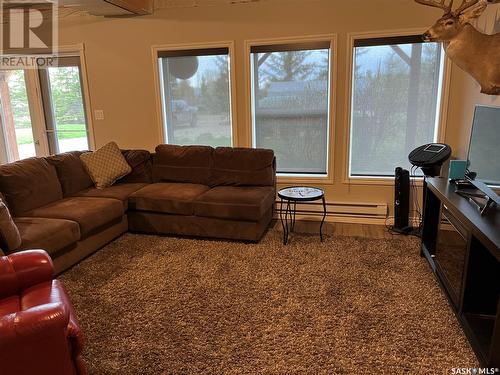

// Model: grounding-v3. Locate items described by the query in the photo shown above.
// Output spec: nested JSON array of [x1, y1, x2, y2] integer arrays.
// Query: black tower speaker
[[394, 167, 410, 231]]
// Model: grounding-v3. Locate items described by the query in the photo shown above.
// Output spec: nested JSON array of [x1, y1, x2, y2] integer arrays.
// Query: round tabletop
[[278, 186, 324, 202]]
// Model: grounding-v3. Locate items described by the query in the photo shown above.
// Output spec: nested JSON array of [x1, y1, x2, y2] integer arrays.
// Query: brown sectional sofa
[[128, 145, 276, 242], [0, 145, 275, 273]]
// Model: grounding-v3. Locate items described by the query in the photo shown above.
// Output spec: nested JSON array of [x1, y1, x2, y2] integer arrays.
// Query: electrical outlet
[[94, 110, 104, 120]]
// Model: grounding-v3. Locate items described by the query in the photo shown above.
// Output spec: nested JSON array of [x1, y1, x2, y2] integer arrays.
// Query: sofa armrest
[[0, 302, 77, 375], [0, 302, 69, 347], [6, 250, 54, 291]]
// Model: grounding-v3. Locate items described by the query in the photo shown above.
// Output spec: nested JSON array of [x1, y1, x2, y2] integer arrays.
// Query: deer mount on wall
[[415, 0, 500, 95]]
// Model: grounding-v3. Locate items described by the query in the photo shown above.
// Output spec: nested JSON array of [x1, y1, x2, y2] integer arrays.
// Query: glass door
[[39, 57, 90, 154], [0, 55, 91, 164], [0, 69, 39, 162]]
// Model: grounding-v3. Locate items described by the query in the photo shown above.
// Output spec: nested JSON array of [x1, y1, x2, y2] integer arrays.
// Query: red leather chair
[[0, 250, 86, 375]]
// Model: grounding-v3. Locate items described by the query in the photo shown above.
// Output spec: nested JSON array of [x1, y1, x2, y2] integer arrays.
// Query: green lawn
[[15, 124, 87, 145], [175, 133, 231, 147]]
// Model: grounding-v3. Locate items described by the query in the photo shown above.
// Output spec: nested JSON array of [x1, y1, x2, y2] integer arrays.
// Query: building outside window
[[250, 42, 332, 175]]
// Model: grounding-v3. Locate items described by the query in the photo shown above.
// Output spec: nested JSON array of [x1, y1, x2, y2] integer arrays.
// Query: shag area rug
[[60, 230, 477, 374]]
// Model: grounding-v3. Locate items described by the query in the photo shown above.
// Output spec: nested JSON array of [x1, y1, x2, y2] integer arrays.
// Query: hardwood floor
[[270, 219, 396, 239]]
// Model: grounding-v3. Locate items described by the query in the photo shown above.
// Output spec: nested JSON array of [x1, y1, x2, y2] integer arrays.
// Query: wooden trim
[[57, 43, 85, 54], [243, 34, 338, 185], [341, 28, 452, 186], [436, 54, 453, 145], [103, 0, 153, 15], [78, 45, 97, 150], [151, 41, 239, 147]]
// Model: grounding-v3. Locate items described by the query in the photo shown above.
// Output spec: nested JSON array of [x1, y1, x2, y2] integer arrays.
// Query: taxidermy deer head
[[416, 0, 500, 95]]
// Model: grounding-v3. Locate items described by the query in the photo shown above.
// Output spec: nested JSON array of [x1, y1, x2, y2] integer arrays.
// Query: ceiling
[[4, 0, 500, 20], [57, 0, 266, 17]]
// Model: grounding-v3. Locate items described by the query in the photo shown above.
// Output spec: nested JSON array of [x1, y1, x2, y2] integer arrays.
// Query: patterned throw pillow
[[80, 142, 132, 189], [0, 199, 21, 252]]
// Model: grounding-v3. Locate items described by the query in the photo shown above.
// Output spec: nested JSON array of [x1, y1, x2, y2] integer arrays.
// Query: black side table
[[278, 186, 327, 245]]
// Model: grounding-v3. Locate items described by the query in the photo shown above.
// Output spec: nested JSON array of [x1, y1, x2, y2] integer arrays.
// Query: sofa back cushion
[[0, 158, 63, 216], [0, 199, 21, 252], [0, 192, 6, 208], [46, 151, 94, 196], [153, 145, 213, 185], [118, 150, 153, 184], [210, 147, 275, 187]]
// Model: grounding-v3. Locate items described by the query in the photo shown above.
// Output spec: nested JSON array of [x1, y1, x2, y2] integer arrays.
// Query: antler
[[453, 0, 480, 14], [415, 0, 454, 13]]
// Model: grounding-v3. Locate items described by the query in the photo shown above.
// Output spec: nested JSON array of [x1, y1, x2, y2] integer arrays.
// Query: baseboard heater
[[274, 200, 388, 224]]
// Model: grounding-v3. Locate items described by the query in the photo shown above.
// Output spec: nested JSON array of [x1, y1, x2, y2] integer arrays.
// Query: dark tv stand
[[456, 189, 498, 216], [421, 178, 500, 367]]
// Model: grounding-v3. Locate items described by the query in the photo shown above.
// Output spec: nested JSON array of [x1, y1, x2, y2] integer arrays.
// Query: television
[[468, 105, 500, 186], [464, 105, 500, 215]]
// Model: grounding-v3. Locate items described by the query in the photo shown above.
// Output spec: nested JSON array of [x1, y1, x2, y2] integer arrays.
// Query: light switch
[[94, 110, 104, 120]]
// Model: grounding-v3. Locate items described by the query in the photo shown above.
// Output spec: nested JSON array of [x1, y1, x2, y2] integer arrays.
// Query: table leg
[[279, 198, 289, 245], [320, 196, 326, 242], [285, 200, 293, 244], [291, 201, 296, 232]]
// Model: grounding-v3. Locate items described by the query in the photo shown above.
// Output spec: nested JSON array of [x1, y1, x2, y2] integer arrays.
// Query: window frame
[[151, 41, 238, 147], [343, 29, 451, 186], [244, 35, 338, 185]]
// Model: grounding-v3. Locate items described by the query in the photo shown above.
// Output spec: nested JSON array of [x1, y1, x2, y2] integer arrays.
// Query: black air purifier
[[394, 167, 410, 232]]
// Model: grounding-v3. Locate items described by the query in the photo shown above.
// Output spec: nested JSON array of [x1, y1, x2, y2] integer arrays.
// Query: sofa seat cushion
[[129, 183, 210, 216], [74, 183, 148, 210], [194, 186, 275, 221], [23, 197, 124, 239], [14, 217, 80, 255]]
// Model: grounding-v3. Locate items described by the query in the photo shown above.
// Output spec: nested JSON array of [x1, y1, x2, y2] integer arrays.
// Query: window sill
[[343, 175, 425, 186], [277, 174, 333, 186]]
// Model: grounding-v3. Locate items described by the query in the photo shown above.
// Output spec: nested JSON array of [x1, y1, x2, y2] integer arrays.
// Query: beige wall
[[57, 0, 500, 221]]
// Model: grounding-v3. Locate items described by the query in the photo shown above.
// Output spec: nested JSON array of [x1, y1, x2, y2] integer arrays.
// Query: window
[[251, 42, 331, 175], [349, 35, 444, 177], [0, 56, 91, 163], [40, 57, 90, 154], [158, 48, 233, 147]]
